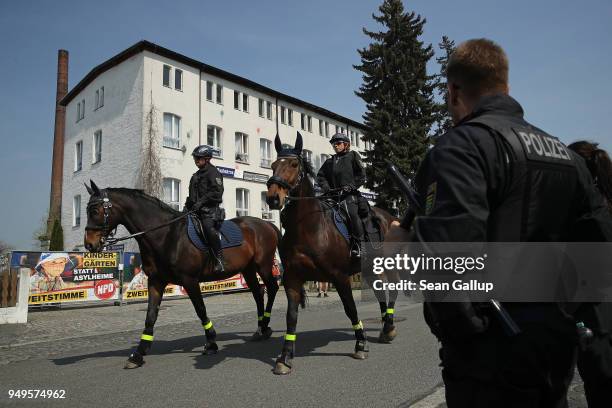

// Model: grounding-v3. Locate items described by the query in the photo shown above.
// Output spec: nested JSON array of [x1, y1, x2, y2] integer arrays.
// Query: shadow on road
[[50, 327, 385, 371]]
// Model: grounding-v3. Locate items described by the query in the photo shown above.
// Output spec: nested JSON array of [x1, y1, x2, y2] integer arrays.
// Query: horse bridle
[[266, 154, 305, 197], [86, 190, 116, 244]]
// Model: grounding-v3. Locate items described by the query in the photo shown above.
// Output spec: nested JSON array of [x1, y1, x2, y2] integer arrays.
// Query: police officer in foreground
[[185, 145, 225, 273], [404, 39, 612, 407], [317, 132, 367, 259]]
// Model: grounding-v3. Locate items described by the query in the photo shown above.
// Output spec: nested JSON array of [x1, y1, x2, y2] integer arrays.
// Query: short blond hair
[[447, 38, 509, 98]]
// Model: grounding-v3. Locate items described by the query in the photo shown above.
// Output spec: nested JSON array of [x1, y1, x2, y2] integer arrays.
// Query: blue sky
[[0, 0, 611, 249]]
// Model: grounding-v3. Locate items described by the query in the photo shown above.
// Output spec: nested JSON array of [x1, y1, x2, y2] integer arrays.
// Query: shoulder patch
[[215, 177, 222, 186], [425, 182, 437, 215]]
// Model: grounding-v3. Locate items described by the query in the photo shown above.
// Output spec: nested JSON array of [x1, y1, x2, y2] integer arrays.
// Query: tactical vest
[[465, 114, 579, 242]]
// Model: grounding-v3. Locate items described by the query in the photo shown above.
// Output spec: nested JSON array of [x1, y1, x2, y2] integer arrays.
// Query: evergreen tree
[[355, 0, 437, 213], [49, 219, 64, 251], [432, 35, 456, 140]]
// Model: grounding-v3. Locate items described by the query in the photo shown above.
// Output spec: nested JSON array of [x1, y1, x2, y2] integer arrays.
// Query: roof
[[59, 40, 366, 130]]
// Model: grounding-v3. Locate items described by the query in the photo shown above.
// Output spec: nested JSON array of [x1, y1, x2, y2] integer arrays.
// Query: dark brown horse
[[83, 181, 280, 368], [265, 132, 397, 375]]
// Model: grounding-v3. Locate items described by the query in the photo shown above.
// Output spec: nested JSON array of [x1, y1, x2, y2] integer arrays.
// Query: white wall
[[62, 53, 144, 251]]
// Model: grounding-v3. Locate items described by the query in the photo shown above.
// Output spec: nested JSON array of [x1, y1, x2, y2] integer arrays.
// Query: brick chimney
[[46, 50, 69, 237]]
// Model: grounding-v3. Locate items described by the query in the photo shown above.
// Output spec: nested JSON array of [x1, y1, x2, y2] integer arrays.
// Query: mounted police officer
[[403, 38, 612, 407], [316, 132, 367, 259], [184, 145, 225, 273]]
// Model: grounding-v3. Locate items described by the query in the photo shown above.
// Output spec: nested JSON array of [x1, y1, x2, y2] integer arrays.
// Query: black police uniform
[[406, 94, 611, 407], [316, 149, 367, 252], [185, 163, 224, 264]]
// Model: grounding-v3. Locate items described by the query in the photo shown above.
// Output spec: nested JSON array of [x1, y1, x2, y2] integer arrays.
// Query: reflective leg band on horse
[[203, 321, 213, 330], [285, 333, 296, 341], [141, 334, 154, 342], [352, 321, 365, 340]]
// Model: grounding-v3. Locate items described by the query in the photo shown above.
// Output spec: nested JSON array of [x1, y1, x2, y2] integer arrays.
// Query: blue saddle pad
[[332, 209, 350, 242], [187, 215, 243, 251]]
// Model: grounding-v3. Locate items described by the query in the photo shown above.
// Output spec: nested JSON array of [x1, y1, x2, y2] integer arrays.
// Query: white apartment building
[[60, 41, 373, 251]]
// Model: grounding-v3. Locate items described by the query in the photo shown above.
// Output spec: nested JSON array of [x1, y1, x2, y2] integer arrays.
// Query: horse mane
[[301, 157, 316, 179], [107, 188, 180, 215]]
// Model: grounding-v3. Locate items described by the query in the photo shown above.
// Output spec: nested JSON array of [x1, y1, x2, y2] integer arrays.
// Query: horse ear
[[90, 180, 101, 196], [274, 133, 283, 154], [84, 182, 94, 196], [294, 131, 303, 153]]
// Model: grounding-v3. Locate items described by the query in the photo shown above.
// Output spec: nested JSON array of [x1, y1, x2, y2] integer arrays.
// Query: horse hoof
[[124, 353, 144, 369], [352, 350, 368, 360], [378, 328, 397, 343], [273, 362, 292, 375], [202, 343, 219, 355], [261, 326, 273, 340]]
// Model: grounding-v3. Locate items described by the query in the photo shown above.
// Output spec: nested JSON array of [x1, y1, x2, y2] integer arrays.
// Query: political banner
[[121, 252, 252, 301], [10, 251, 121, 305]]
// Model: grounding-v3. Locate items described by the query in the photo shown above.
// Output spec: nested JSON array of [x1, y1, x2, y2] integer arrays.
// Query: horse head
[[83, 180, 119, 252], [266, 132, 305, 209]]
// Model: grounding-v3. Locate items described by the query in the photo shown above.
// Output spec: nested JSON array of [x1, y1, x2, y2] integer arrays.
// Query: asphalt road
[[0, 291, 589, 407], [0, 292, 443, 408]]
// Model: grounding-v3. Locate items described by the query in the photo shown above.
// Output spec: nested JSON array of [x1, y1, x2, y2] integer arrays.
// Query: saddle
[[322, 198, 384, 246], [187, 215, 243, 252]]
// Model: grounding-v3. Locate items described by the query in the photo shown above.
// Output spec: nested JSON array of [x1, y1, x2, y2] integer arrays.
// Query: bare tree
[[0, 240, 13, 255], [137, 102, 163, 197]]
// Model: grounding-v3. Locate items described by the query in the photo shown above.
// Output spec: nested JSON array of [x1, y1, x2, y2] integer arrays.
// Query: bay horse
[[83, 181, 280, 369], [265, 132, 397, 375]]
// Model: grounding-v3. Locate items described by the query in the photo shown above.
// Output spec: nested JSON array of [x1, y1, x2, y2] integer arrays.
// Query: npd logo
[[94, 280, 116, 300]]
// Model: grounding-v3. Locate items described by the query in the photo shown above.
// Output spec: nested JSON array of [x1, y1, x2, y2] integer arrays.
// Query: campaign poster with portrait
[[10, 251, 121, 305]]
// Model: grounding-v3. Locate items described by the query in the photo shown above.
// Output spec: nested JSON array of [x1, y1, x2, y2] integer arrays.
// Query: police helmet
[[329, 133, 350, 145], [192, 145, 214, 158]]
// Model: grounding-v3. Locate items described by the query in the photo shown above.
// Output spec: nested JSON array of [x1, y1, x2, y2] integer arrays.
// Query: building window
[[260, 138, 272, 168], [280, 106, 286, 124], [99, 86, 104, 107], [163, 113, 181, 148], [266, 101, 272, 120], [288, 109, 293, 126], [93, 130, 102, 164], [80, 99, 85, 120], [319, 119, 324, 136], [234, 91, 240, 110], [307, 116, 312, 132], [216, 84, 223, 104], [175, 69, 182, 91], [355, 133, 361, 148], [301, 113, 306, 130], [95, 90, 99, 110], [207, 125, 222, 157], [163, 65, 171, 87], [341, 126, 345, 134], [206, 81, 213, 101], [235, 132, 249, 163], [258, 98, 264, 117], [76, 102, 80, 122], [242, 93, 249, 112], [261, 192, 273, 220], [335, 125, 339, 134], [73, 195, 81, 227], [325, 122, 329, 137], [74, 141, 83, 172], [350, 131, 356, 145], [236, 188, 249, 217], [302, 149, 312, 165], [163, 178, 181, 210]]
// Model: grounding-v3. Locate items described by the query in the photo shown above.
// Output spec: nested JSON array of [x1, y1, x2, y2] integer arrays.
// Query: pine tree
[[49, 219, 64, 251], [355, 0, 437, 213], [432, 35, 456, 140]]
